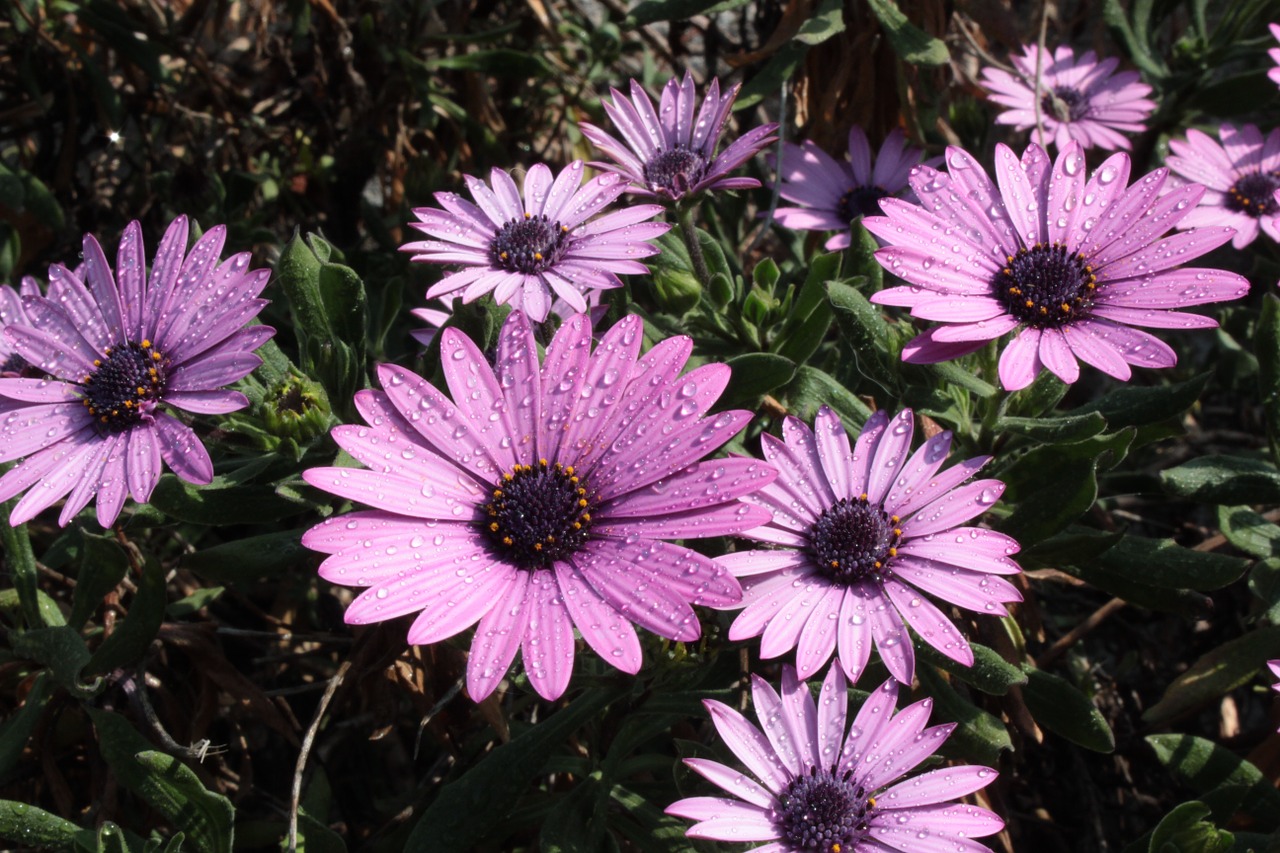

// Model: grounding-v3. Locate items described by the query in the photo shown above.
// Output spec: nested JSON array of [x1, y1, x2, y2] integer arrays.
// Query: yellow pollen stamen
[[141, 339, 151, 348], [503, 536, 513, 546]]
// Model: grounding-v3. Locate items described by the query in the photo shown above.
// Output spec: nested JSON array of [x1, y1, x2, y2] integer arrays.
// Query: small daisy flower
[[720, 406, 1020, 684], [579, 71, 779, 202], [0, 278, 43, 378], [980, 44, 1155, 152], [1270, 25, 1280, 89], [0, 217, 274, 527], [301, 310, 777, 702], [401, 161, 669, 324], [773, 128, 927, 251], [667, 665, 1005, 852], [1166, 123, 1280, 249], [864, 142, 1250, 391]]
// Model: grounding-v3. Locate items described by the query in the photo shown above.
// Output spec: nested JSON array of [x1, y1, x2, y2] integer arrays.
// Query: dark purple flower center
[[643, 146, 707, 197], [490, 214, 570, 274], [774, 766, 875, 852], [1226, 172, 1280, 219], [1040, 85, 1089, 123], [80, 340, 168, 435], [482, 460, 594, 569], [994, 243, 1097, 330], [837, 185, 889, 222], [808, 494, 900, 586]]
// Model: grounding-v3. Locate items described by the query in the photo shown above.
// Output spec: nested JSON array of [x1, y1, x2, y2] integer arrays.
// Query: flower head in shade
[[401, 161, 668, 323], [0, 278, 44, 378], [0, 217, 274, 527], [301, 311, 776, 702], [864, 142, 1250, 391], [667, 665, 1004, 852], [719, 406, 1019, 685], [980, 45, 1155, 152], [579, 71, 779, 202], [773, 128, 927, 251], [1270, 25, 1280, 89], [1166, 123, 1280, 249]]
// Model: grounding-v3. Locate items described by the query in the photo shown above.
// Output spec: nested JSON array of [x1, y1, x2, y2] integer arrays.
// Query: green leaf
[[1103, 0, 1167, 77], [1021, 666, 1115, 752], [996, 412, 1107, 444], [827, 279, 897, 390], [735, 41, 809, 111], [182, 530, 308, 583], [69, 530, 130, 630], [1097, 537, 1250, 592], [1144, 628, 1280, 724], [404, 686, 625, 851], [1019, 526, 1123, 570], [784, 365, 873, 427], [865, 0, 949, 65], [916, 642, 1027, 695], [1161, 456, 1280, 504], [148, 474, 306, 525], [1248, 558, 1280, 624], [1148, 801, 1233, 853], [1218, 506, 1280, 560], [916, 667, 1012, 765], [11, 626, 101, 698], [918, 361, 997, 399], [1057, 561, 1213, 616], [0, 799, 83, 849], [88, 709, 236, 853], [539, 783, 601, 853], [1082, 373, 1209, 428], [795, 0, 845, 44], [723, 353, 796, 404], [427, 49, 550, 75], [1258, 293, 1280, 466], [847, 220, 883, 291], [86, 556, 167, 676], [608, 785, 698, 850], [166, 587, 225, 619], [1147, 734, 1280, 830], [0, 673, 51, 779], [625, 0, 751, 26]]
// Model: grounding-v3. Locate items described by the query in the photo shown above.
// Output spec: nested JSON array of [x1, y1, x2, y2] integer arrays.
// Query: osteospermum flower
[[301, 311, 776, 702], [773, 128, 927, 251], [980, 44, 1155, 152], [1166, 123, 1280, 249], [1270, 25, 1280, 89], [400, 161, 668, 323], [579, 71, 779, 201], [720, 406, 1019, 684], [0, 278, 42, 378], [0, 217, 274, 527], [864, 142, 1250, 390], [667, 665, 1004, 852]]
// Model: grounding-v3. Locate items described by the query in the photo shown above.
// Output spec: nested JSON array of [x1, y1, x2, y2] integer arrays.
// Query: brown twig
[[288, 659, 350, 852]]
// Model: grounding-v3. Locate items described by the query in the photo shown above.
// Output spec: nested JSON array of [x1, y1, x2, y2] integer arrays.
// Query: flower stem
[[676, 203, 711, 287], [0, 469, 43, 628]]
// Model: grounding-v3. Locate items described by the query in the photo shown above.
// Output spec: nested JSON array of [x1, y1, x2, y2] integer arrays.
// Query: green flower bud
[[652, 267, 702, 314], [261, 372, 332, 443]]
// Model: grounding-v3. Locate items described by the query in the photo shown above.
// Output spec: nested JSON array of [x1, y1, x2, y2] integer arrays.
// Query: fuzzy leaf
[[1021, 666, 1115, 753], [865, 0, 949, 64], [1144, 628, 1280, 724], [1147, 735, 1280, 830], [1161, 456, 1280, 504]]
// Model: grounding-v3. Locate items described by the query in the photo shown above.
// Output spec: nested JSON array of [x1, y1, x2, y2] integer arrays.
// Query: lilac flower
[[0, 278, 42, 378], [864, 142, 1250, 391], [719, 406, 1019, 684], [579, 71, 779, 202], [667, 665, 1004, 852], [1270, 25, 1280, 89], [980, 45, 1155, 152], [773, 128, 927, 251], [1166, 123, 1280, 249], [401, 161, 669, 324], [0, 217, 274, 527], [301, 311, 776, 702]]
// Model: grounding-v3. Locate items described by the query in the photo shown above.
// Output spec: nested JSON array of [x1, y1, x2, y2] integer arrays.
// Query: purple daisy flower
[[0, 278, 43, 378], [579, 71, 779, 202], [719, 406, 1020, 684], [0, 217, 274, 527], [667, 664, 1005, 852], [980, 44, 1155, 152], [1270, 25, 1280, 89], [864, 141, 1250, 390], [773, 128, 927, 251], [301, 310, 777, 702], [1166, 123, 1280, 249], [400, 161, 669, 324]]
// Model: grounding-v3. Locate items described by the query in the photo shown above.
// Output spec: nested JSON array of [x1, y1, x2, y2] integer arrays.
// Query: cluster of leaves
[[1, 1, 1280, 852]]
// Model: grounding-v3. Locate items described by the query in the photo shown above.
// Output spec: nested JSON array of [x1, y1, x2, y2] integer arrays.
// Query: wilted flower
[[0, 217, 274, 527], [302, 311, 776, 702], [721, 406, 1019, 685], [580, 71, 778, 202], [667, 665, 1005, 852], [864, 142, 1250, 390], [401, 161, 668, 323], [1166, 123, 1280, 249], [980, 44, 1155, 152]]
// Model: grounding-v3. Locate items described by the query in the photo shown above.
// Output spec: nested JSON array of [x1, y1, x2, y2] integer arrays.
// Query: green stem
[[676, 203, 710, 287], [976, 341, 1008, 451], [1, 467, 42, 628]]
